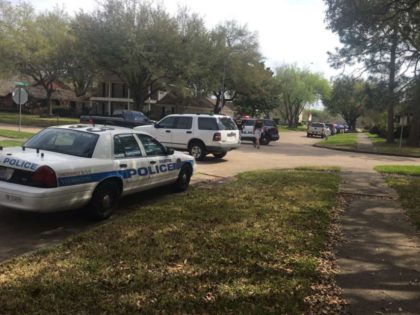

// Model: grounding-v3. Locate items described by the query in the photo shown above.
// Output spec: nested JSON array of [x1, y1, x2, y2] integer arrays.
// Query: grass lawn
[[0, 128, 34, 139], [0, 169, 340, 314], [316, 133, 358, 150], [0, 139, 26, 147], [278, 125, 307, 133], [374, 165, 420, 176], [0, 112, 79, 127], [376, 165, 420, 229], [367, 133, 420, 157], [0, 128, 35, 147]]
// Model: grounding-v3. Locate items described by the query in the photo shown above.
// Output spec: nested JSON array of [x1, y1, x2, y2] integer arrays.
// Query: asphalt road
[[1, 131, 419, 262]]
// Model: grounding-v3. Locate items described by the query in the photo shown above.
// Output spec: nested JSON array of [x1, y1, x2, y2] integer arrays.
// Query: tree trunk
[[46, 89, 53, 116], [386, 29, 398, 143]]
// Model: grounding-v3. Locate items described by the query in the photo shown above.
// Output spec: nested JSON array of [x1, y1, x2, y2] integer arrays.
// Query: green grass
[[384, 176, 420, 229], [367, 133, 420, 157], [316, 133, 358, 150], [294, 166, 341, 172], [0, 129, 34, 139], [0, 169, 340, 314], [374, 165, 420, 176], [0, 139, 26, 147], [0, 113, 78, 127], [279, 125, 307, 133]]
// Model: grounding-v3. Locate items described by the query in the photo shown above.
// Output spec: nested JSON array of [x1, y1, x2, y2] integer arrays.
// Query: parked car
[[307, 122, 331, 138], [135, 114, 240, 160], [80, 110, 153, 128], [0, 125, 195, 220], [326, 123, 337, 135], [240, 119, 280, 145], [336, 124, 347, 133]]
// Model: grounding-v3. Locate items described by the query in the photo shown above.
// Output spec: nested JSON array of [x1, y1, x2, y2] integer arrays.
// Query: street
[[1, 131, 419, 262]]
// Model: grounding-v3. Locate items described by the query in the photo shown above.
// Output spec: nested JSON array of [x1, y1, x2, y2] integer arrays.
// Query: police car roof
[[50, 124, 150, 136]]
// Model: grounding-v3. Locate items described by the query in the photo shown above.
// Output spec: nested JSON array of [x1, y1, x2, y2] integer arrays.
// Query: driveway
[[1, 131, 419, 262]]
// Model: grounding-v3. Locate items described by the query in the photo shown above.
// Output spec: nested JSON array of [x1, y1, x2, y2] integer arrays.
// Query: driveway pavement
[[1, 131, 420, 263]]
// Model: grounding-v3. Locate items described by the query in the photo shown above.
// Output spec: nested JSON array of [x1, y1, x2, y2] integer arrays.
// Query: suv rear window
[[198, 117, 219, 130], [244, 120, 255, 126], [311, 123, 324, 128], [24, 129, 99, 158], [218, 117, 237, 130]]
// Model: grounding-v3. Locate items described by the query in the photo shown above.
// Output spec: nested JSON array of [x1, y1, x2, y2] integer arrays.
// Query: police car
[[0, 125, 195, 220]]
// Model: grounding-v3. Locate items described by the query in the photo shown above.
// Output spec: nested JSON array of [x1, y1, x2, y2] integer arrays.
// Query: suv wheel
[[213, 152, 227, 159], [189, 141, 206, 160]]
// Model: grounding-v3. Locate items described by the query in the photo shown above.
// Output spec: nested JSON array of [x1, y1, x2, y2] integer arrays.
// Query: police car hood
[[0, 147, 106, 172]]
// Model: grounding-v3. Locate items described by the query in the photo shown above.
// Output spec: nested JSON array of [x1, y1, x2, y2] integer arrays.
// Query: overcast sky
[[25, 0, 342, 79]]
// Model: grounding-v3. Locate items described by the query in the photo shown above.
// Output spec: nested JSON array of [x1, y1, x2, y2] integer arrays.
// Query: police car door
[[136, 133, 178, 185], [113, 134, 151, 193]]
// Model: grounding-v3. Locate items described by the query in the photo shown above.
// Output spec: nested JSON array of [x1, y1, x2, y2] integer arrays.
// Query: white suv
[[135, 114, 240, 160]]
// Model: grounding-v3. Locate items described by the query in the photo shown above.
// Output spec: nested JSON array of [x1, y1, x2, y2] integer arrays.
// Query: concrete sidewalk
[[337, 171, 420, 314], [357, 133, 375, 152]]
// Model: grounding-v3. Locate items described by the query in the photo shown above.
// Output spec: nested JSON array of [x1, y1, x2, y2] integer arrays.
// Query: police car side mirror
[[166, 147, 174, 155]]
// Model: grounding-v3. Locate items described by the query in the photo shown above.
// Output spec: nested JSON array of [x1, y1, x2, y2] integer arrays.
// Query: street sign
[[12, 88, 28, 105], [14, 81, 29, 87]]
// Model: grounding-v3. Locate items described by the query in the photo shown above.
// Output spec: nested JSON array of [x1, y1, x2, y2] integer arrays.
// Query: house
[[0, 78, 82, 115]]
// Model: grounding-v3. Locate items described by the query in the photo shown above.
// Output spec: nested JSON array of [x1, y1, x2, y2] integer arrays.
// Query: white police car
[[0, 125, 195, 220]]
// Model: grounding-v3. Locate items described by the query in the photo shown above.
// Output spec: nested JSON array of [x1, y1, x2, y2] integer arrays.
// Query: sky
[[25, 0, 342, 80]]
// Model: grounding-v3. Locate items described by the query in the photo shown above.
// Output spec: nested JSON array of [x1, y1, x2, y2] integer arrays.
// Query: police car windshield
[[24, 129, 99, 158], [218, 117, 237, 130]]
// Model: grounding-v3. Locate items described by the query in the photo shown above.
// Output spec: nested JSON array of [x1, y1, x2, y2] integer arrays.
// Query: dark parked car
[[240, 119, 280, 145], [80, 110, 153, 128]]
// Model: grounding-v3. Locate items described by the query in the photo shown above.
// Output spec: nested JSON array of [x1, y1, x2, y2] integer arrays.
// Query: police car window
[[198, 117, 218, 130], [158, 117, 176, 128], [175, 117, 192, 129], [114, 135, 142, 158], [136, 134, 166, 156], [24, 129, 99, 158]]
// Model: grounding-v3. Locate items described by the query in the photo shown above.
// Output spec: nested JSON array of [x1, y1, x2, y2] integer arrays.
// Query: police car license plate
[[0, 167, 14, 181]]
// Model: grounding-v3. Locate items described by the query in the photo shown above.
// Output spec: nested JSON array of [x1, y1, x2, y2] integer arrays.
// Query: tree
[[324, 77, 368, 131], [0, 3, 71, 115], [324, 0, 415, 143], [234, 65, 279, 117], [73, 0, 186, 111], [208, 21, 263, 113], [275, 65, 330, 128]]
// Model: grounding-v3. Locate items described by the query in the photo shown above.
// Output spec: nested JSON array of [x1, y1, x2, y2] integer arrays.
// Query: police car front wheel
[[89, 181, 121, 220]]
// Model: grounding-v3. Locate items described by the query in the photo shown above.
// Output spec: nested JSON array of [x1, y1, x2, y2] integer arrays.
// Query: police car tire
[[260, 136, 269, 145], [173, 165, 192, 192], [89, 181, 120, 220], [189, 141, 206, 160], [213, 152, 227, 159]]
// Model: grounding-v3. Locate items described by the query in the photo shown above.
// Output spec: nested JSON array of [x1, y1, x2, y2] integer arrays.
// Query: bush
[[52, 107, 74, 117]]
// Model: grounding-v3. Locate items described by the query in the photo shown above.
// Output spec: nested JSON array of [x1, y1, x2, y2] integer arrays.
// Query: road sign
[[14, 81, 29, 87], [12, 88, 28, 105]]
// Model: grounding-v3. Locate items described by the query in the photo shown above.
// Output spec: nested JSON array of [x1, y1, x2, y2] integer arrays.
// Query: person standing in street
[[253, 118, 263, 149]]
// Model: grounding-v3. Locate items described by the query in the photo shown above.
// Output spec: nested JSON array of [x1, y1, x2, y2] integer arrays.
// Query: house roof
[[0, 78, 81, 102]]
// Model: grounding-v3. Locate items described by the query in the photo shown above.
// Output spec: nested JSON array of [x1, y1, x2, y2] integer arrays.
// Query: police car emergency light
[[0, 125, 195, 220]]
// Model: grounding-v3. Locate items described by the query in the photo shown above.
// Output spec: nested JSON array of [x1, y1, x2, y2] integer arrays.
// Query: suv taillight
[[213, 132, 221, 141], [30, 166, 57, 188]]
